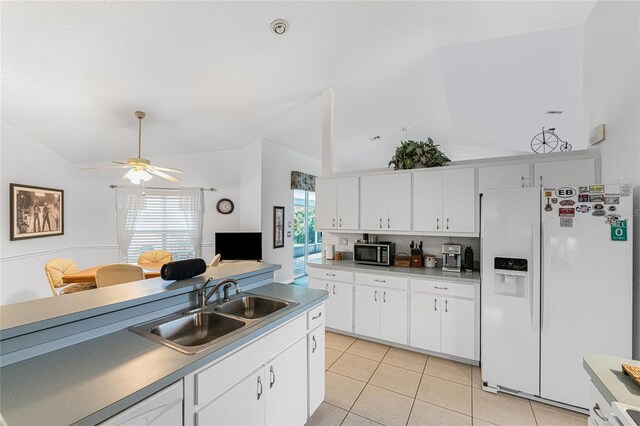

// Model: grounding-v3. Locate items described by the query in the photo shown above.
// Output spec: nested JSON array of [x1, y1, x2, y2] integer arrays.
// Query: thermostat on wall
[[590, 123, 606, 145]]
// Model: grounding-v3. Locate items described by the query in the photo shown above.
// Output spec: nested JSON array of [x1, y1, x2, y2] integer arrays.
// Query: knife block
[[410, 254, 424, 267]]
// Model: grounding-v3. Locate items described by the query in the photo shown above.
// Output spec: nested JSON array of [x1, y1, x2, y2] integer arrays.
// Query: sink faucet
[[197, 278, 243, 308]]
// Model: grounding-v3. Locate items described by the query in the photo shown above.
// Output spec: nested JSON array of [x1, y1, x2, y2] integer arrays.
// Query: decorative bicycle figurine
[[530, 127, 572, 153]]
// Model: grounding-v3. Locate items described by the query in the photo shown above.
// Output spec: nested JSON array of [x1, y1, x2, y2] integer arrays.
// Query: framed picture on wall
[[273, 206, 285, 248], [10, 183, 64, 241]]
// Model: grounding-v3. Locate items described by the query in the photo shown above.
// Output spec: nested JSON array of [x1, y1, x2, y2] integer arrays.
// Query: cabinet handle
[[374, 279, 386, 283], [446, 218, 450, 230], [312, 335, 317, 353], [539, 175, 543, 187], [374, 290, 378, 302], [387, 218, 390, 229], [312, 312, 322, 320], [379, 218, 382, 229], [434, 299, 437, 311], [383, 291, 386, 303], [257, 376, 263, 400], [326, 273, 336, 277], [269, 366, 276, 388], [592, 403, 608, 422], [521, 176, 526, 187], [339, 218, 343, 228], [332, 218, 336, 228], [437, 218, 440, 230], [434, 286, 448, 290], [333, 284, 336, 295], [445, 299, 448, 312], [325, 283, 329, 292]]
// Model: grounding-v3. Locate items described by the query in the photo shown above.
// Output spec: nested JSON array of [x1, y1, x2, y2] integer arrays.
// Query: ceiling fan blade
[[112, 161, 130, 165], [80, 165, 133, 170], [151, 165, 184, 174], [148, 168, 181, 183]]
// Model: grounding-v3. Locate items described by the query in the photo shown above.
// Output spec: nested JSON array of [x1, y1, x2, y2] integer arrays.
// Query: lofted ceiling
[[1, 1, 596, 167]]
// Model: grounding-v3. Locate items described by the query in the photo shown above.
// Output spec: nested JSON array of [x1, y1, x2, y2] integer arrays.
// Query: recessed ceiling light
[[270, 19, 289, 35], [545, 110, 563, 115]]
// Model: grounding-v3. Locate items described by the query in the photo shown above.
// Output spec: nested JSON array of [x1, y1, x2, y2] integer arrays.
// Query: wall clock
[[216, 198, 234, 214]]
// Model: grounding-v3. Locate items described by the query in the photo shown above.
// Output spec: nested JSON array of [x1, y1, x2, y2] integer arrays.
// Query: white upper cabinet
[[315, 179, 337, 230], [413, 168, 476, 234], [316, 177, 359, 230], [361, 174, 411, 231], [534, 158, 597, 187], [479, 164, 531, 192]]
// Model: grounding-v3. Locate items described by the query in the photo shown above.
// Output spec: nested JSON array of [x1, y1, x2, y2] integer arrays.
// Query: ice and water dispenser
[[493, 257, 528, 297]]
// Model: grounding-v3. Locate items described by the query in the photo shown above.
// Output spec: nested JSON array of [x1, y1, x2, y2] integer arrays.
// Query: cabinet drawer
[[410, 279, 475, 298], [307, 303, 325, 330], [192, 314, 306, 406], [309, 267, 353, 283], [355, 273, 407, 290]]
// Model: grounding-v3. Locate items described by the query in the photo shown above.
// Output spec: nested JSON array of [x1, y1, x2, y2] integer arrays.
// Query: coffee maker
[[442, 244, 462, 272]]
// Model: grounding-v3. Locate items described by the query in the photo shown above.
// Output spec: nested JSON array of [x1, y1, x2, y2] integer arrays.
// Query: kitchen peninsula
[[0, 261, 328, 425]]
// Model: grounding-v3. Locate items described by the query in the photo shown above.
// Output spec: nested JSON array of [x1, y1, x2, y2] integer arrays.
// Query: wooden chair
[[137, 250, 173, 267], [45, 258, 96, 296], [95, 264, 145, 288]]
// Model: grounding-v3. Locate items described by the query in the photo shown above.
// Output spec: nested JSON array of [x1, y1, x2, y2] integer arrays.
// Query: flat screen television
[[215, 232, 262, 261]]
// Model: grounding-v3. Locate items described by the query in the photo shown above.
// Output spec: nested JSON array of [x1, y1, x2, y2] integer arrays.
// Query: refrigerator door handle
[[541, 223, 551, 334], [532, 221, 541, 332]]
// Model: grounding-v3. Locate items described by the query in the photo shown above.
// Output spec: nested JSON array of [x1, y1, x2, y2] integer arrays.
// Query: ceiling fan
[[82, 111, 183, 184]]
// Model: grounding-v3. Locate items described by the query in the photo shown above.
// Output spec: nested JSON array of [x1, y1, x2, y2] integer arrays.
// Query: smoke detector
[[270, 19, 289, 35]]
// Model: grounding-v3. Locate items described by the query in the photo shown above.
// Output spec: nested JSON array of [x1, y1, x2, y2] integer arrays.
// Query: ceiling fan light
[[123, 168, 153, 185]]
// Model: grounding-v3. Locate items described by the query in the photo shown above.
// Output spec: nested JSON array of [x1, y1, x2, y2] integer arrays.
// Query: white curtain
[[115, 185, 146, 261], [179, 187, 205, 257]]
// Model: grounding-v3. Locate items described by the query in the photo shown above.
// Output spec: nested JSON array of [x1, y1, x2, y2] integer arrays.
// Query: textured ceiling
[[1, 1, 596, 165]]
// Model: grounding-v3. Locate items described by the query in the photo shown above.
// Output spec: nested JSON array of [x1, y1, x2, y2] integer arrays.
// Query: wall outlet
[[338, 237, 349, 246], [590, 123, 605, 145]]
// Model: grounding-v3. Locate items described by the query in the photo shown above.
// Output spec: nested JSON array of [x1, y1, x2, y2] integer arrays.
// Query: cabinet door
[[354, 285, 380, 338], [266, 338, 308, 426], [326, 281, 353, 332], [379, 288, 408, 344], [336, 177, 359, 230], [413, 171, 443, 232], [360, 175, 385, 230], [442, 168, 476, 233], [384, 174, 412, 231], [316, 179, 337, 229], [308, 325, 325, 417], [479, 164, 531, 192], [534, 159, 596, 187], [440, 298, 475, 360], [410, 293, 441, 352], [196, 368, 266, 426], [103, 381, 183, 426]]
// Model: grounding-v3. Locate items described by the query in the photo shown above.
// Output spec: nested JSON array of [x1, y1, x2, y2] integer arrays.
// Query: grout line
[[405, 360, 426, 426], [530, 400, 539, 426]]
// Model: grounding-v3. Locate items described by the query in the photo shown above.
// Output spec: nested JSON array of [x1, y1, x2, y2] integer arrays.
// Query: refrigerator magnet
[[589, 185, 605, 193], [579, 186, 589, 193], [608, 206, 617, 212], [611, 220, 627, 241], [560, 218, 573, 227], [559, 199, 575, 206], [589, 194, 605, 203], [592, 210, 606, 217], [577, 205, 591, 213], [579, 194, 589, 202], [593, 203, 604, 210], [558, 208, 575, 217], [551, 198, 558, 204], [605, 196, 619, 204]]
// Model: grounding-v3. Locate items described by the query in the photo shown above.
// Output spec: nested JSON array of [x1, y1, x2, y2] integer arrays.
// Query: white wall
[[438, 26, 584, 156], [240, 140, 262, 232], [73, 149, 244, 267], [260, 139, 322, 283], [583, 0, 640, 358], [0, 121, 76, 304]]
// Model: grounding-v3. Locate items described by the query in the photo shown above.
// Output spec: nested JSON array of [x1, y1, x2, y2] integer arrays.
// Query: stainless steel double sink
[[130, 294, 298, 354]]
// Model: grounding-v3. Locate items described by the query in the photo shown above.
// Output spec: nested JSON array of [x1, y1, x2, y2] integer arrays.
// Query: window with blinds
[[126, 190, 196, 262]]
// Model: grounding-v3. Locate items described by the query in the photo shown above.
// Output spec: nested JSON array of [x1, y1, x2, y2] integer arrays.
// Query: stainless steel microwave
[[354, 242, 396, 266]]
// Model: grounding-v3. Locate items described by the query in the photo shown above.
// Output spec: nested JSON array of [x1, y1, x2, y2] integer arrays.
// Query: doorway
[[293, 189, 322, 280]]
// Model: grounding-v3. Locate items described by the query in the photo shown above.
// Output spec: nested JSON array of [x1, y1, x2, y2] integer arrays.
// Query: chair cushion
[[138, 250, 173, 265], [45, 258, 79, 288]]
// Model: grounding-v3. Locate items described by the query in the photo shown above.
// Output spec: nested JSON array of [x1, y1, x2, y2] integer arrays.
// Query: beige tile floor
[[308, 332, 588, 426]]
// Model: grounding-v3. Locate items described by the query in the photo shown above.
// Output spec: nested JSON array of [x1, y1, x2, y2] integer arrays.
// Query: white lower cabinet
[[265, 338, 308, 426], [309, 275, 353, 332], [410, 293, 476, 360], [101, 381, 183, 426], [184, 307, 325, 426], [354, 285, 407, 345], [196, 369, 265, 426], [307, 325, 325, 417]]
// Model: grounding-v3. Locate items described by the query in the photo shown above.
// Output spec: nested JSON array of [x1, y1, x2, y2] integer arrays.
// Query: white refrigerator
[[481, 184, 633, 409]]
